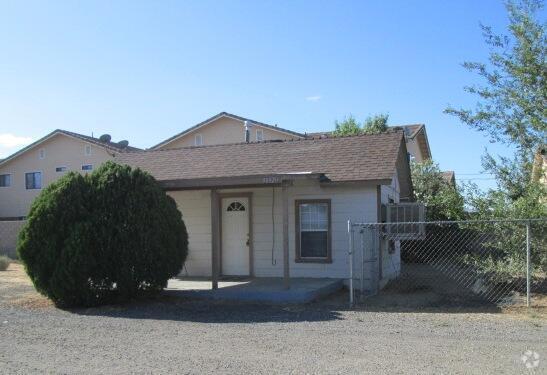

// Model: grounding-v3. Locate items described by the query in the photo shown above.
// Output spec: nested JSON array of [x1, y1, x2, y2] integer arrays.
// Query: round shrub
[[17, 162, 188, 307], [0, 255, 10, 271]]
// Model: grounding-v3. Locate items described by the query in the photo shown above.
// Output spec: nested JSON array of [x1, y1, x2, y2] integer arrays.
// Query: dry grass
[[501, 293, 547, 321], [0, 263, 52, 309]]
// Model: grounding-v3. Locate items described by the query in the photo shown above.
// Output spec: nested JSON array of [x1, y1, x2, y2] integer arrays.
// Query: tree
[[411, 160, 465, 221], [333, 114, 361, 136], [445, 0, 546, 154], [333, 113, 389, 136], [17, 162, 188, 307], [445, 0, 546, 199], [444, 0, 547, 279], [362, 113, 389, 134]]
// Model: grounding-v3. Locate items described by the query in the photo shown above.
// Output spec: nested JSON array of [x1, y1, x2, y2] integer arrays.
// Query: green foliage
[[333, 113, 389, 136], [463, 182, 547, 279], [0, 256, 10, 271], [444, 0, 546, 154], [362, 113, 389, 134], [444, 0, 547, 282], [333, 115, 361, 136], [17, 162, 188, 307], [410, 160, 465, 221]]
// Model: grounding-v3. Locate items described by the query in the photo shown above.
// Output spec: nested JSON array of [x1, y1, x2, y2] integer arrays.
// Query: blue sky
[[0, 0, 520, 189]]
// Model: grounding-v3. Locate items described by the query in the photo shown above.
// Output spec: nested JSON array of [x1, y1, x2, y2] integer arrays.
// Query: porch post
[[282, 181, 290, 289], [211, 189, 220, 290]]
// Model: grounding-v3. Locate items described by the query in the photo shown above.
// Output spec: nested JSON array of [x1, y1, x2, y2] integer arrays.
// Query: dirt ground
[[1, 263, 546, 374]]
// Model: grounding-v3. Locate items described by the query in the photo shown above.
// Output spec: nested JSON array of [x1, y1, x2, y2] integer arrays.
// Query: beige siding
[[406, 138, 426, 163], [167, 190, 213, 276], [158, 116, 297, 150], [169, 180, 379, 279], [0, 134, 113, 218]]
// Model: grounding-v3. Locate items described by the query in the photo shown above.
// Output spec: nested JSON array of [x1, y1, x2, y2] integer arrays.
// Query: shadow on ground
[[71, 293, 348, 324], [71, 285, 511, 324]]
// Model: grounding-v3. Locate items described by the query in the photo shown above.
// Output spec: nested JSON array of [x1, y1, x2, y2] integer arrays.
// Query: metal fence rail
[[348, 218, 547, 308]]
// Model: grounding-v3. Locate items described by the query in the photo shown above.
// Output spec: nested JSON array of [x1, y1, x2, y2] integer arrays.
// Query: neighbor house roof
[[307, 125, 429, 150], [442, 171, 456, 186], [151, 112, 306, 149], [117, 130, 413, 197], [0, 129, 140, 167]]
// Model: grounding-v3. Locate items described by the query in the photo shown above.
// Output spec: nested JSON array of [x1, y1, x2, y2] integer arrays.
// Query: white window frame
[[39, 148, 45, 160], [0, 173, 12, 188], [85, 145, 92, 156], [81, 164, 93, 171], [194, 134, 203, 146], [256, 128, 264, 142], [25, 171, 42, 190], [55, 166, 68, 173]]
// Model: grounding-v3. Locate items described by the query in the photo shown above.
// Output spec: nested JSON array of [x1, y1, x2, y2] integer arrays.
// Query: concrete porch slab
[[165, 277, 344, 304]]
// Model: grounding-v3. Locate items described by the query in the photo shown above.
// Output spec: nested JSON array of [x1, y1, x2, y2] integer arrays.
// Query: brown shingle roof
[[117, 131, 406, 184]]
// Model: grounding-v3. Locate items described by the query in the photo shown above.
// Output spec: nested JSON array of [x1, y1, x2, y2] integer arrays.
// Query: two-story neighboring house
[[401, 124, 431, 163], [152, 112, 305, 150], [0, 130, 138, 219]]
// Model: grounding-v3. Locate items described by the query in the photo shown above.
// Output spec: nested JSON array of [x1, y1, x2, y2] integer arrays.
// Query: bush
[[0, 255, 10, 271], [17, 162, 188, 307]]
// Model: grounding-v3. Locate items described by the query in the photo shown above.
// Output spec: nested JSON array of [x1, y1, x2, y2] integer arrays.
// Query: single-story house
[[117, 130, 412, 289]]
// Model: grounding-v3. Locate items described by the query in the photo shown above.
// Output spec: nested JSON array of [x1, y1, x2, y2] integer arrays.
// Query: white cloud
[[305, 95, 321, 102], [0, 133, 33, 148]]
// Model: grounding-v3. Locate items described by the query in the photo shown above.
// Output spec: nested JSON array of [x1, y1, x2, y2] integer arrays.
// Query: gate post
[[348, 220, 354, 307]]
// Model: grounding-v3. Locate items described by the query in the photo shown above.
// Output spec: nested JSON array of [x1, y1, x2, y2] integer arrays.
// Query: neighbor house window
[[55, 166, 68, 173], [256, 129, 264, 142], [0, 174, 11, 187], [85, 145, 92, 156], [25, 172, 42, 190], [295, 199, 331, 263], [81, 164, 93, 171], [194, 134, 203, 146], [39, 148, 45, 160]]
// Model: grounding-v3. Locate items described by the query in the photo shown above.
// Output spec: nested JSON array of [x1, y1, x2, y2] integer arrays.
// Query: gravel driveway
[[1, 265, 545, 374]]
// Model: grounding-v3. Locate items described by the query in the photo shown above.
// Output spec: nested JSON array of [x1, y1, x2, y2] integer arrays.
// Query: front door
[[221, 197, 250, 276]]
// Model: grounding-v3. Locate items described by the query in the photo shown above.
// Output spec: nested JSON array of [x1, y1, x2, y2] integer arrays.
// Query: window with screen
[[295, 200, 331, 262], [0, 174, 11, 187], [195, 134, 203, 146], [25, 172, 42, 190], [256, 129, 263, 142]]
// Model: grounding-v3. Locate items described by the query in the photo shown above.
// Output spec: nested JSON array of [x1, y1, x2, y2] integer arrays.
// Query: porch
[[165, 277, 344, 304]]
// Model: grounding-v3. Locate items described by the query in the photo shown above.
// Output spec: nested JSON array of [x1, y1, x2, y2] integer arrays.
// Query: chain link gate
[[348, 219, 547, 308]]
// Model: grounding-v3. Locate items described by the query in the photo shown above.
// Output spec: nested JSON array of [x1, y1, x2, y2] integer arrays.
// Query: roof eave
[[159, 172, 326, 191]]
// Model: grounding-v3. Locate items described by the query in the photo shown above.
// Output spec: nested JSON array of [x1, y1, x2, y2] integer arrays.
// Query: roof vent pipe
[[244, 121, 251, 143]]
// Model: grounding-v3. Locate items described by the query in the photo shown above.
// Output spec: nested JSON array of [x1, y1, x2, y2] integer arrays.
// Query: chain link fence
[[348, 219, 546, 307]]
